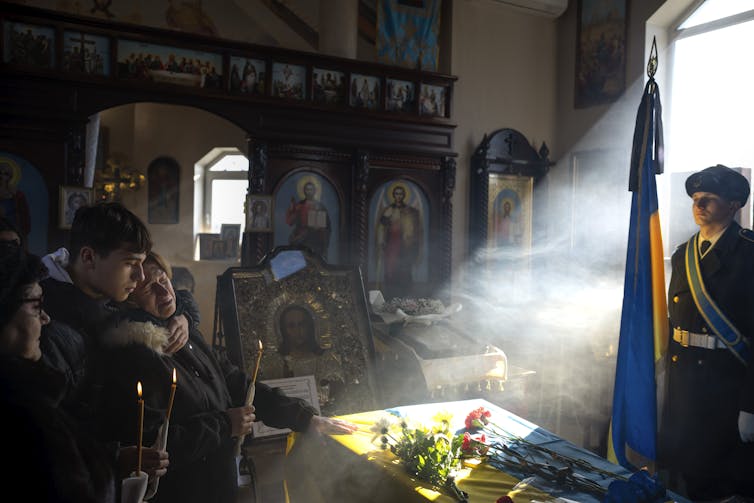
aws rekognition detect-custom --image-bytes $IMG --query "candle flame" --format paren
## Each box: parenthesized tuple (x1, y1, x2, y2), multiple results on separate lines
(137, 381, 143, 398)
(172, 368, 177, 384)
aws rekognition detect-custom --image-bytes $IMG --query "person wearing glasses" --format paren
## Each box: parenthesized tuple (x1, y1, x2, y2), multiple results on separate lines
(0, 243, 118, 502)
(662, 165, 754, 500)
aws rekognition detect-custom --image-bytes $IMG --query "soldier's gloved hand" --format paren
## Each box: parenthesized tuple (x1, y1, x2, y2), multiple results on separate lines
(738, 410, 754, 442)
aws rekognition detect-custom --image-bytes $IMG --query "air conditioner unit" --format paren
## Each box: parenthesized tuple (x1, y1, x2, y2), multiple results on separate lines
(493, 0, 568, 18)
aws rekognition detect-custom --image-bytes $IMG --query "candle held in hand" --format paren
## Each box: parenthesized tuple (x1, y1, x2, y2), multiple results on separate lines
(252, 339, 264, 384)
(137, 381, 144, 474)
(166, 368, 177, 423)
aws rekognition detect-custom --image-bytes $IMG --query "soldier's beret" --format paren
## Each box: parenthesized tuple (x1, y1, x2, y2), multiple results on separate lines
(685, 164, 750, 206)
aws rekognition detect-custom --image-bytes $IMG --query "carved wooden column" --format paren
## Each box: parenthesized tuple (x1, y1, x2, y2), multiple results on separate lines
(64, 121, 87, 186)
(441, 156, 456, 290)
(353, 149, 370, 272)
(241, 137, 269, 267)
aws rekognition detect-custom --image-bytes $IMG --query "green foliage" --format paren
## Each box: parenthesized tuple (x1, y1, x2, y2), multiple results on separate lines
(388, 418, 465, 488)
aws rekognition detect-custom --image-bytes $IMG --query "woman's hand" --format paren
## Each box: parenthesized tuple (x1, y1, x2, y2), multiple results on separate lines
(163, 314, 189, 355)
(118, 446, 169, 479)
(309, 415, 358, 435)
(227, 405, 256, 437)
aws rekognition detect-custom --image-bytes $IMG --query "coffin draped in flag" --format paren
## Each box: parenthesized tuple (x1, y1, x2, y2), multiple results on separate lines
(607, 59, 668, 471)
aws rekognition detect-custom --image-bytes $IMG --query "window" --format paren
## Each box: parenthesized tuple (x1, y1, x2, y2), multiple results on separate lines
(660, 1, 754, 248)
(677, 0, 754, 29)
(194, 148, 248, 246)
(667, 2, 754, 173)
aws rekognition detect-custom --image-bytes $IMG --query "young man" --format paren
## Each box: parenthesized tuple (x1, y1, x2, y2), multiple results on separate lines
(662, 165, 754, 500)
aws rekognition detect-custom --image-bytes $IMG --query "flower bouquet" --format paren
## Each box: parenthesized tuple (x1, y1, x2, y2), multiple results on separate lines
(370, 412, 469, 502)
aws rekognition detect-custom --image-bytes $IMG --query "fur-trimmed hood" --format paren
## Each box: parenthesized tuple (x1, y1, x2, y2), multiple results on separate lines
(102, 320, 169, 353)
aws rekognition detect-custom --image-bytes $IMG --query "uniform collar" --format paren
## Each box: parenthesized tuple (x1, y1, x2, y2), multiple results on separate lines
(698, 221, 741, 277)
(699, 224, 728, 256)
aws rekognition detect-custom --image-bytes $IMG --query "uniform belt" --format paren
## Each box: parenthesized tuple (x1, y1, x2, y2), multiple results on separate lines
(672, 327, 727, 350)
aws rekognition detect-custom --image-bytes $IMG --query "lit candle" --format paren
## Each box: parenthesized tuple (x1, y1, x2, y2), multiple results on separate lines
(136, 381, 144, 474)
(166, 368, 177, 423)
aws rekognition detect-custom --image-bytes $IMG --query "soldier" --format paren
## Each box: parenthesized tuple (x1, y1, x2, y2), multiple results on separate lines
(662, 164, 754, 499)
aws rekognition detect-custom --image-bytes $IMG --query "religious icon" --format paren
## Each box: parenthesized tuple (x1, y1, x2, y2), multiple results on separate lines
(62, 31, 110, 76)
(147, 157, 180, 224)
(386, 78, 415, 112)
(197, 233, 220, 260)
(220, 223, 241, 259)
(276, 303, 343, 410)
(493, 193, 522, 246)
(284, 175, 331, 259)
(419, 83, 446, 117)
(0, 157, 31, 238)
(3, 22, 55, 68)
(312, 68, 346, 105)
(230, 56, 265, 95)
(271, 62, 305, 100)
(370, 179, 428, 298)
(59, 186, 93, 230)
(216, 247, 380, 415)
(350, 74, 380, 110)
(116, 40, 223, 89)
(486, 174, 532, 251)
(279, 304, 322, 360)
(247, 195, 272, 232)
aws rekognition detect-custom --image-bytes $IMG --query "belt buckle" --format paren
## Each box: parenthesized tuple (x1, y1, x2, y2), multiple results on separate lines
(679, 329, 689, 347)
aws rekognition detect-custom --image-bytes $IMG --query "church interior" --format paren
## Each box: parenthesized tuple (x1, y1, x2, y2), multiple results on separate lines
(2, 0, 751, 501)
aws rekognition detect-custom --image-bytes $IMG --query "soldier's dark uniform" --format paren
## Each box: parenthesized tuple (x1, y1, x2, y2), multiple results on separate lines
(661, 166, 754, 499)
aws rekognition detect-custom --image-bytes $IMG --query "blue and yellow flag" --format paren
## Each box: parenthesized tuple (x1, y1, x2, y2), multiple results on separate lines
(607, 67, 668, 472)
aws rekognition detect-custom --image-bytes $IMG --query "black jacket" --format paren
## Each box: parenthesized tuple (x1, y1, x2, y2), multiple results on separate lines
(0, 355, 116, 503)
(93, 303, 316, 503)
(41, 277, 118, 340)
(662, 222, 754, 485)
(39, 278, 117, 429)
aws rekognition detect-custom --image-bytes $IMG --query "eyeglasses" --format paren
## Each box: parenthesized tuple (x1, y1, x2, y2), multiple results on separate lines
(20, 296, 44, 317)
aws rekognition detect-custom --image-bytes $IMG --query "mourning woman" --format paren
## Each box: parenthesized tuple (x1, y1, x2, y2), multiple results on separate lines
(94, 251, 356, 503)
(0, 244, 117, 502)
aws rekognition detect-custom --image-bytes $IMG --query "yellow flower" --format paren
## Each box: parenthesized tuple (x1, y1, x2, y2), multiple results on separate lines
(433, 410, 453, 426)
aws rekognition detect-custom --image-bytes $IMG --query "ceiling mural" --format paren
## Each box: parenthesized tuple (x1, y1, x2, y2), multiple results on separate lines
(6, 0, 279, 45)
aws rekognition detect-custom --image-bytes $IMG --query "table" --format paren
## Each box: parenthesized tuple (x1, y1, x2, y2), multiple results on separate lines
(282, 399, 689, 503)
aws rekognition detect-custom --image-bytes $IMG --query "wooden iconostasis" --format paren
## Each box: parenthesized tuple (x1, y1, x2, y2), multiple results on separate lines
(0, 2, 457, 300)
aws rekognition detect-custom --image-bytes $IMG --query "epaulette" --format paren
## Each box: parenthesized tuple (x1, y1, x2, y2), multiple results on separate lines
(739, 228, 754, 243)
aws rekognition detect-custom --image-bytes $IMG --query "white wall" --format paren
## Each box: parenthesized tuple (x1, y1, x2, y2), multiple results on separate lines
(450, 0, 557, 281)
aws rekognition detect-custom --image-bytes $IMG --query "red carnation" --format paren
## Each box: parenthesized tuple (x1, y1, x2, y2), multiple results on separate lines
(461, 432, 473, 454)
(465, 407, 491, 430)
